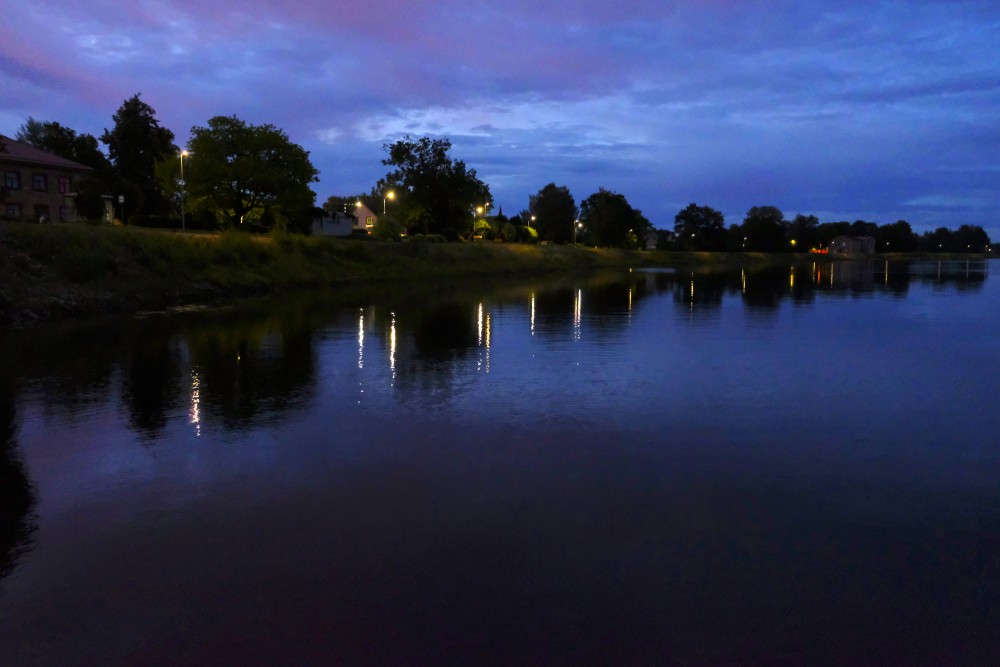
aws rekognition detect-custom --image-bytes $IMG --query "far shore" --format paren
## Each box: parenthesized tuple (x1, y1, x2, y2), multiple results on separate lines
(0, 222, 990, 328)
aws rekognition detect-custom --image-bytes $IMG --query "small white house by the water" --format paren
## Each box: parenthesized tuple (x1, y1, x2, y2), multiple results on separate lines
(311, 211, 360, 237)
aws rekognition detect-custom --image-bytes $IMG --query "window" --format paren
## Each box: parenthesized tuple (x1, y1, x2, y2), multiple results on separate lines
(58, 175, 71, 194)
(366, 216, 374, 227)
(5, 204, 21, 219)
(59, 205, 72, 222)
(3, 171, 20, 190)
(34, 205, 50, 222)
(32, 173, 48, 192)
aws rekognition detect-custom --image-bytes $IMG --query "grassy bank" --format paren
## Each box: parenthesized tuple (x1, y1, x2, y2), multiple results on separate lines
(0, 222, 969, 326)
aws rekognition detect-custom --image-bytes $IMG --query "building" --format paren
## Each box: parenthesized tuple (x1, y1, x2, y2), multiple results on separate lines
(829, 235, 876, 255)
(353, 202, 378, 232)
(311, 211, 362, 237)
(1, 134, 93, 222)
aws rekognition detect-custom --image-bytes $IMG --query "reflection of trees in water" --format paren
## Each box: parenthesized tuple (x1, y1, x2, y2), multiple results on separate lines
(669, 260, 988, 316)
(0, 367, 35, 581)
(122, 322, 183, 439)
(24, 325, 122, 423)
(4, 304, 323, 440)
(391, 301, 478, 410)
(673, 270, 729, 311)
(186, 317, 318, 431)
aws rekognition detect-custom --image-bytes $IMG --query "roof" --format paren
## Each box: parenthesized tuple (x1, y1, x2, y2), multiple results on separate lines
(0, 134, 93, 172)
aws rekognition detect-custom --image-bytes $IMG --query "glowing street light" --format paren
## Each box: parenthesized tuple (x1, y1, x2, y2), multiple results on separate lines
(574, 219, 583, 244)
(383, 190, 395, 215)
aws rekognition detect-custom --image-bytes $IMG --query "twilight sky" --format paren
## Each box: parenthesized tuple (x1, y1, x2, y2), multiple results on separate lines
(3, 0, 999, 237)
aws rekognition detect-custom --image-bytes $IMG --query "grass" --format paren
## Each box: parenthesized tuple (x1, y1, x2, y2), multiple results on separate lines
(4, 222, 975, 326)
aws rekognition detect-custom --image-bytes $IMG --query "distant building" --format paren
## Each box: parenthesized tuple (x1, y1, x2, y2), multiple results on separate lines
(311, 211, 362, 237)
(353, 202, 379, 232)
(0, 134, 93, 222)
(829, 236, 876, 255)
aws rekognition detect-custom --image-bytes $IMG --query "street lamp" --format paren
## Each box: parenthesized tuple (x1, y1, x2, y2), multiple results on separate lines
(573, 219, 582, 244)
(180, 150, 188, 232)
(383, 190, 395, 215)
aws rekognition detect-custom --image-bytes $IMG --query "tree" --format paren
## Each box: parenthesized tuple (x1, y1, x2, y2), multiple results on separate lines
(185, 115, 318, 230)
(876, 220, 918, 252)
(17, 118, 109, 170)
(787, 214, 819, 252)
(17, 117, 112, 220)
(741, 206, 787, 252)
(380, 136, 491, 239)
(529, 183, 577, 243)
(953, 224, 991, 252)
(101, 94, 176, 218)
(674, 203, 726, 251)
(580, 188, 650, 247)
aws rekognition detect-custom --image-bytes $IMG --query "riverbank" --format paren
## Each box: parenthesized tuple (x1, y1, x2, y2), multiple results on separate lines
(0, 222, 982, 327)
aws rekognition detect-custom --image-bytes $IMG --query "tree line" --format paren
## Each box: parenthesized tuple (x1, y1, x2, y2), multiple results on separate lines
(11, 94, 318, 231)
(8, 97, 993, 251)
(671, 203, 992, 253)
(323, 136, 653, 245)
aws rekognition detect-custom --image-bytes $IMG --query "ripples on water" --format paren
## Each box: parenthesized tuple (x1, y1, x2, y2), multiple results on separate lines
(0, 260, 998, 664)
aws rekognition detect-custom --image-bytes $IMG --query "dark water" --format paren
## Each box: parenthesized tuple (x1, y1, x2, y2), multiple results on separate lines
(1, 260, 998, 665)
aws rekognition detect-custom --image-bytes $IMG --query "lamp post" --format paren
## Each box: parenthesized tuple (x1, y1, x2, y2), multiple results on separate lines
(573, 219, 582, 244)
(180, 150, 188, 232)
(383, 190, 395, 216)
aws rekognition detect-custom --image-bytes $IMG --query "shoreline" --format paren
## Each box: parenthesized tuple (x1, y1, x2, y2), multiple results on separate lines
(0, 222, 989, 327)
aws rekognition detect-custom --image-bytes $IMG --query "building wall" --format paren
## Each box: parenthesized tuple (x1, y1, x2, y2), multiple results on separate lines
(1, 137, 92, 222)
(312, 212, 360, 237)
(2, 166, 87, 222)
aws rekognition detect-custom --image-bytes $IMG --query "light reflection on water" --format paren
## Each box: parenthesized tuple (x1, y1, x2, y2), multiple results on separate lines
(0, 260, 998, 664)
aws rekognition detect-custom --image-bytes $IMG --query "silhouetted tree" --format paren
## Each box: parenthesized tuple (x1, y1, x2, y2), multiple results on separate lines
(876, 220, 918, 252)
(101, 94, 176, 218)
(17, 117, 112, 220)
(787, 214, 819, 252)
(186, 115, 318, 230)
(380, 136, 491, 239)
(580, 188, 650, 247)
(674, 203, 726, 251)
(529, 183, 577, 243)
(741, 206, 786, 252)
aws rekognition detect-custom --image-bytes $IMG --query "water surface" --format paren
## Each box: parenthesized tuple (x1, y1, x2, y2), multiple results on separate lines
(1, 260, 998, 664)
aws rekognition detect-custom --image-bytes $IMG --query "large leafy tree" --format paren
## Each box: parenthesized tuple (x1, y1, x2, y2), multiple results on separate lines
(876, 219, 918, 252)
(17, 118, 109, 170)
(674, 203, 726, 251)
(185, 115, 318, 230)
(786, 214, 819, 252)
(580, 188, 650, 248)
(380, 136, 491, 239)
(741, 206, 787, 252)
(101, 94, 176, 218)
(17, 117, 112, 220)
(529, 183, 577, 243)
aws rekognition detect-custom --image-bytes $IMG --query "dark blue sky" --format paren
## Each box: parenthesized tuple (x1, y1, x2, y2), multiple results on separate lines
(3, 0, 998, 237)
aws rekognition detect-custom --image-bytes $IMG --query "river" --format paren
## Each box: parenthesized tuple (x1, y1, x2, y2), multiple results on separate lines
(1, 260, 998, 664)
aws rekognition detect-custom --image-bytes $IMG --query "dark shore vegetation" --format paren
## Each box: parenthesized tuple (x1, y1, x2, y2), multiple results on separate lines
(0, 222, 984, 327)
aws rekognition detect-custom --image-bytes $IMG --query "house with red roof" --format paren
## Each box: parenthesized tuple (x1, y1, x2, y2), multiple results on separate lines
(1, 134, 94, 223)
